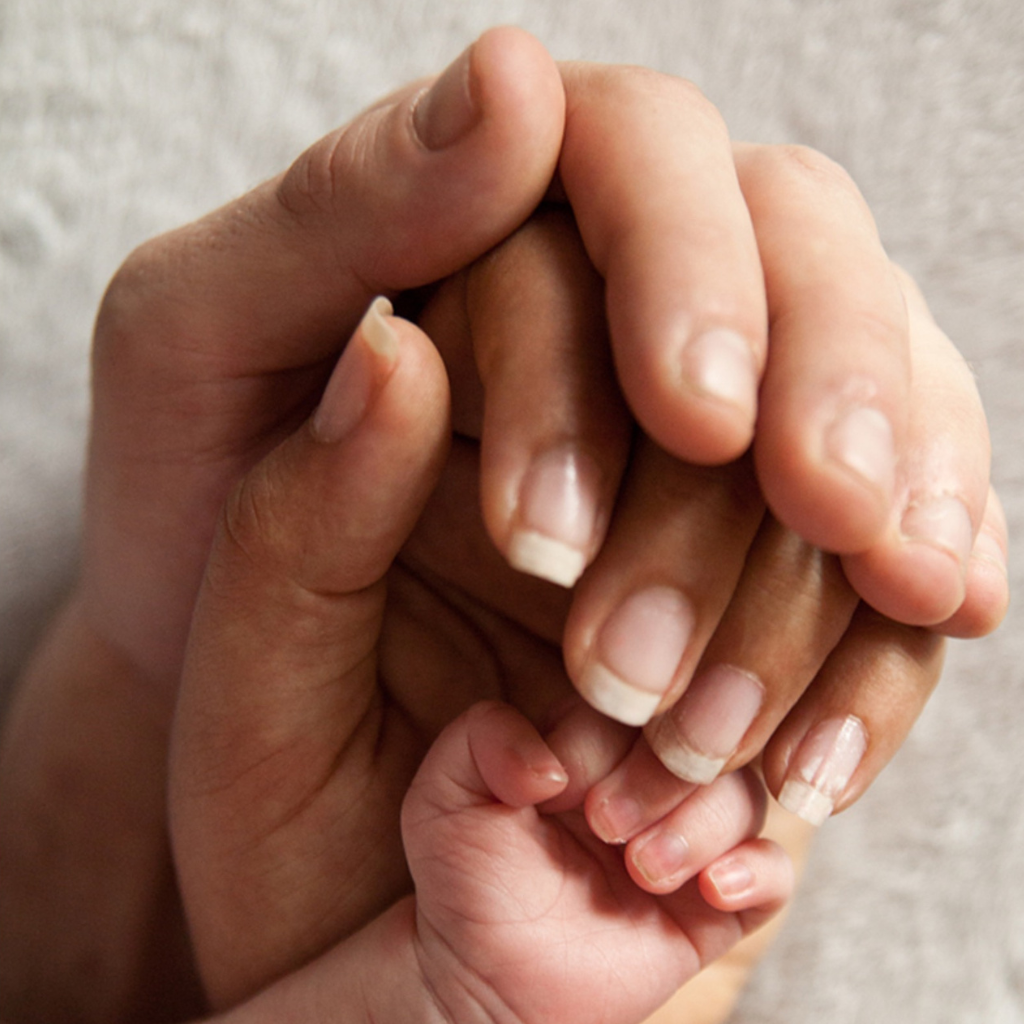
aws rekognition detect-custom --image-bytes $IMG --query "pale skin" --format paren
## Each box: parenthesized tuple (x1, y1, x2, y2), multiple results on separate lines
(0, 25, 1009, 1023)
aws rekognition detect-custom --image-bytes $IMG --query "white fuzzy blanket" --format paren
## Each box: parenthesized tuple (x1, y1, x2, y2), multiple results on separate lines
(2, 0, 1021, 1019)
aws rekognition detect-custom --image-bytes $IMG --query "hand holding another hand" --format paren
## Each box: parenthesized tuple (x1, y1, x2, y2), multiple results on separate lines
(0, 26, 1008, 1024)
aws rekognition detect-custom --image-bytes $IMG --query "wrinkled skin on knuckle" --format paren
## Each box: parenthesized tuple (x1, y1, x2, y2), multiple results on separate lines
(93, 235, 172, 368)
(562, 61, 724, 135)
(217, 457, 297, 586)
(763, 143, 861, 199)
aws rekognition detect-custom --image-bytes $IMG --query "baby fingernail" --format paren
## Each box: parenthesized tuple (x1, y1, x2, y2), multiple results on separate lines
(647, 666, 764, 784)
(508, 447, 602, 588)
(632, 829, 690, 886)
(825, 405, 896, 496)
(707, 857, 755, 899)
(778, 715, 868, 827)
(682, 328, 758, 415)
(579, 586, 693, 727)
(901, 495, 974, 571)
(590, 793, 644, 845)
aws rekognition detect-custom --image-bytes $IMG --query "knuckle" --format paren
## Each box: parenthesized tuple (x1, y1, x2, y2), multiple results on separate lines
(275, 131, 340, 220)
(93, 236, 167, 356)
(569, 63, 726, 136)
(759, 143, 863, 203)
(275, 114, 382, 223)
(841, 302, 910, 361)
(219, 460, 290, 578)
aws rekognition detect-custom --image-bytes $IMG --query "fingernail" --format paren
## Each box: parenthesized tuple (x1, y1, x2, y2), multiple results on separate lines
(311, 297, 397, 443)
(646, 666, 764, 784)
(579, 586, 693, 727)
(825, 405, 896, 496)
(706, 857, 755, 899)
(590, 793, 644, 845)
(508, 447, 602, 588)
(778, 715, 868, 827)
(412, 44, 479, 150)
(972, 527, 1008, 577)
(631, 829, 690, 887)
(901, 495, 974, 572)
(681, 328, 758, 415)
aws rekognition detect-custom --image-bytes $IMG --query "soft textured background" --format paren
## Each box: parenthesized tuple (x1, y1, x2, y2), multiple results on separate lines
(1, 0, 1021, 1019)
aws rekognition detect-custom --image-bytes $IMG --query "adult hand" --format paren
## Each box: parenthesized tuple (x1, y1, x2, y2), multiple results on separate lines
(0, 29, 1007, 1021)
(83, 27, 565, 690)
(549, 66, 1006, 631)
(81, 40, 1005, 709)
(168, 301, 793, 1010)
(1, 27, 566, 1021)
(172, 704, 792, 1024)
(414, 206, 990, 825)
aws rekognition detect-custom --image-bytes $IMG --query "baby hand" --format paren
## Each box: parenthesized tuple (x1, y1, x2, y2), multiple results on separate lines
(401, 701, 793, 1024)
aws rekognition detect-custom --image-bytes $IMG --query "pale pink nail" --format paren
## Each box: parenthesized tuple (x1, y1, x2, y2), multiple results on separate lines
(972, 527, 1008, 576)
(825, 405, 896, 496)
(311, 297, 396, 443)
(508, 446, 602, 588)
(706, 857, 755, 899)
(901, 495, 974, 572)
(681, 328, 758, 415)
(647, 665, 764, 784)
(631, 829, 690, 886)
(589, 793, 644, 846)
(580, 586, 693, 727)
(778, 715, 868, 826)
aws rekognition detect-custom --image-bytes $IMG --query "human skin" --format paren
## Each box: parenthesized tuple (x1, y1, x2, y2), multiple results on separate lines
(195, 700, 794, 1024)
(0, 26, 1008, 1022)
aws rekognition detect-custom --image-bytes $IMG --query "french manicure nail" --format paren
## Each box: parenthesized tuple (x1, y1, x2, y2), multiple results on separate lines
(508, 447, 602, 588)
(311, 297, 397, 443)
(901, 494, 974, 571)
(647, 665, 764, 784)
(825, 405, 896, 496)
(778, 715, 868, 827)
(579, 586, 693, 727)
(412, 44, 479, 150)
(681, 328, 758, 414)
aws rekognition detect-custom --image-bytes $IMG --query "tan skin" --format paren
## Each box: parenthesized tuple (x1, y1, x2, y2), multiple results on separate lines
(0, 27, 1008, 1024)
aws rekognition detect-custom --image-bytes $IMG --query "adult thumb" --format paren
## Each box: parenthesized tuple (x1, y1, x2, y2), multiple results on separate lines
(170, 299, 450, 1006)
(86, 26, 565, 684)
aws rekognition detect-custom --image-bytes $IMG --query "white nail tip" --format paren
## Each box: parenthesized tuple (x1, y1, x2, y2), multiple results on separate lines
(508, 530, 587, 588)
(649, 739, 726, 786)
(779, 780, 835, 827)
(582, 663, 662, 727)
(362, 296, 398, 359)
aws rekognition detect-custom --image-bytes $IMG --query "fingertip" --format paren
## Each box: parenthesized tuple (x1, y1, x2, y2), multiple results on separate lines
(311, 297, 399, 444)
(617, 326, 762, 467)
(699, 840, 795, 914)
(474, 25, 565, 112)
(929, 520, 1010, 638)
(755, 420, 894, 555)
(842, 542, 967, 627)
(468, 702, 570, 808)
(462, 25, 565, 177)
